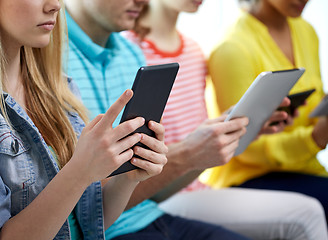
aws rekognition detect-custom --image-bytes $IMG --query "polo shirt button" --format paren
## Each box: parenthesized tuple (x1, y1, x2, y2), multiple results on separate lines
(11, 139, 19, 154)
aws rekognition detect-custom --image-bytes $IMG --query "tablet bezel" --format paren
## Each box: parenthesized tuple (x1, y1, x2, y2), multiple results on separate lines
(225, 68, 305, 156)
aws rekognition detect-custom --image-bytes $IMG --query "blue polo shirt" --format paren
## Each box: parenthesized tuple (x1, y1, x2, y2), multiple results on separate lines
(65, 12, 164, 239)
(65, 11, 145, 124)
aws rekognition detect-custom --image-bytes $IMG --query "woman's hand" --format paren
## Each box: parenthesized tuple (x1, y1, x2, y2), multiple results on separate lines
(125, 120, 168, 182)
(70, 90, 148, 185)
(312, 116, 328, 149)
(259, 97, 293, 135)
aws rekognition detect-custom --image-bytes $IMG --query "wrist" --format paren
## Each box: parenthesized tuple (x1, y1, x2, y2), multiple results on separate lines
(312, 131, 328, 149)
(167, 141, 194, 176)
(104, 174, 139, 192)
(63, 158, 93, 189)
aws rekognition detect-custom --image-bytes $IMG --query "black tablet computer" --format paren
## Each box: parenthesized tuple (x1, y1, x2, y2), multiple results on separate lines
(109, 63, 179, 176)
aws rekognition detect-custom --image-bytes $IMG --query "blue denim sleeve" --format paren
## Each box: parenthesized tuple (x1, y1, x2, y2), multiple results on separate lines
(0, 177, 11, 228)
(67, 77, 82, 100)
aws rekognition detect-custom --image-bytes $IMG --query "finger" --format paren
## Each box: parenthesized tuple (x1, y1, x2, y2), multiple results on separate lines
(224, 126, 247, 144)
(111, 149, 134, 170)
(115, 132, 142, 154)
(268, 111, 288, 123)
(113, 117, 145, 141)
(222, 117, 249, 133)
(131, 157, 165, 176)
(148, 121, 165, 141)
(259, 125, 278, 135)
(133, 145, 167, 165)
(83, 114, 104, 132)
(285, 115, 294, 125)
(279, 97, 291, 107)
(205, 115, 228, 124)
(293, 109, 300, 118)
(139, 134, 168, 154)
(96, 90, 133, 129)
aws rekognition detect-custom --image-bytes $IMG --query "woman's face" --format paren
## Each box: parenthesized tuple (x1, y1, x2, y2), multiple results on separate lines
(266, 0, 308, 18)
(0, 0, 61, 49)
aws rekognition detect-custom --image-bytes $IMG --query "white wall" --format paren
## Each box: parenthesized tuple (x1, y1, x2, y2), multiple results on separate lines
(177, 0, 328, 168)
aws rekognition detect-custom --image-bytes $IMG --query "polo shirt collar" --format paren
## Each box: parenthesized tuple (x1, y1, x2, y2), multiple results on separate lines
(66, 11, 119, 61)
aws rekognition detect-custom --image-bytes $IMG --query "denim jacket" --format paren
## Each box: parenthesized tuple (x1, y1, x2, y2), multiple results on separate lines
(0, 79, 105, 239)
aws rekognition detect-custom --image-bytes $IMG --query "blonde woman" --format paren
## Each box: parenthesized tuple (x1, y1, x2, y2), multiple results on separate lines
(0, 0, 167, 239)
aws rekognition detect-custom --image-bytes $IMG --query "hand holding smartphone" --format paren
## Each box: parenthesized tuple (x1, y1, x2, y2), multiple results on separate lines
(270, 88, 315, 126)
(280, 89, 316, 115)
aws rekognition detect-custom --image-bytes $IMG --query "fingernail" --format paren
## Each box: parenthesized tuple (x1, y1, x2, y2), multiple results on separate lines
(126, 89, 132, 96)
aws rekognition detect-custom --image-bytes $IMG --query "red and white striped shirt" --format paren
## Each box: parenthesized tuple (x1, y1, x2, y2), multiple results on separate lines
(124, 31, 208, 145)
(124, 31, 209, 192)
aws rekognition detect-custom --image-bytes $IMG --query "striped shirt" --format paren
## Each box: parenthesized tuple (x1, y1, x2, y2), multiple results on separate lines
(124, 31, 208, 145)
(124, 31, 209, 192)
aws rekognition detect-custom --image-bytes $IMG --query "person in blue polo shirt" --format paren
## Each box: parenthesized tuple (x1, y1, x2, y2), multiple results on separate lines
(63, 0, 328, 239)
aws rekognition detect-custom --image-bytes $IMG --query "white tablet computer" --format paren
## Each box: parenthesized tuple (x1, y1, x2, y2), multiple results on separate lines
(225, 68, 305, 156)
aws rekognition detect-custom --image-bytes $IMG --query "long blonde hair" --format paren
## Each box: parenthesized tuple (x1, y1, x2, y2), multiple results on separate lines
(0, 4, 88, 167)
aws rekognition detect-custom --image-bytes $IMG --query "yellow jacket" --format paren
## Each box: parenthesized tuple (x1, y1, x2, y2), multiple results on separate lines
(201, 11, 328, 188)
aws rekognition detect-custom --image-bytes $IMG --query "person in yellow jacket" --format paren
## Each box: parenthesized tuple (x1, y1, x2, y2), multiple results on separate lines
(202, 0, 328, 223)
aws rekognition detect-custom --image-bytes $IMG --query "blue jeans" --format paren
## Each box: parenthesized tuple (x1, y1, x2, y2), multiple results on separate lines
(112, 214, 250, 240)
(237, 171, 328, 224)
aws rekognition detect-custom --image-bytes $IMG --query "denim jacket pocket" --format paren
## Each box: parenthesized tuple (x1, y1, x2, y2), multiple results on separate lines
(0, 124, 34, 194)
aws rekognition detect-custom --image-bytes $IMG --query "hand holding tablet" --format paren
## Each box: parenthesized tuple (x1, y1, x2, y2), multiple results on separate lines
(225, 68, 305, 156)
(110, 63, 179, 176)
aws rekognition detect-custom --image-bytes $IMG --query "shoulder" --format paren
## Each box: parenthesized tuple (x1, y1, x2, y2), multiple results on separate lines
(120, 30, 140, 46)
(113, 32, 143, 54)
(290, 17, 319, 40)
(112, 32, 146, 64)
(63, 75, 82, 100)
(209, 13, 265, 63)
(181, 34, 203, 52)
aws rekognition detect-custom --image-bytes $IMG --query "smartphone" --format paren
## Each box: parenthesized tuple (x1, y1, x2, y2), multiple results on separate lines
(281, 88, 316, 115)
(109, 63, 179, 176)
(270, 88, 316, 126)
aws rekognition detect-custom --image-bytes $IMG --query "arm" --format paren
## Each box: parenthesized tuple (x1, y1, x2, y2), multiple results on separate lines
(102, 120, 168, 228)
(208, 40, 324, 168)
(0, 162, 91, 240)
(126, 116, 249, 207)
(0, 90, 166, 239)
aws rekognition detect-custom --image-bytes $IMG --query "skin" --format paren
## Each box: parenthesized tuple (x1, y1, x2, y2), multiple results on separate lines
(249, 0, 328, 149)
(65, 0, 150, 47)
(0, 0, 167, 239)
(65, 0, 291, 208)
(125, 0, 292, 205)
